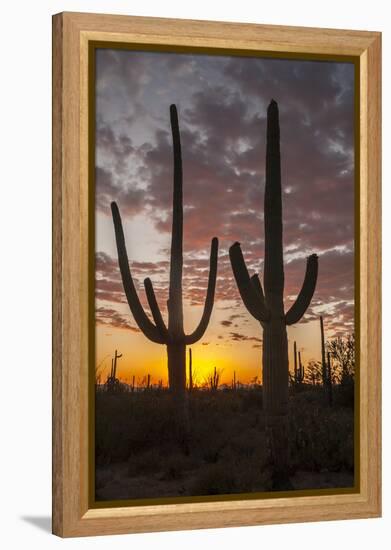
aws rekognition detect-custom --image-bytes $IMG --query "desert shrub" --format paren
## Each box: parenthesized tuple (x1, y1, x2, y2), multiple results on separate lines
(233, 457, 272, 492)
(238, 388, 263, 413)
(96, 385, 355, 499)
(333, 382, 355, 408)
(291, 386, 325, 405)
(224, 427, 266, 460)
(188, 392, 244, 463)
(95, 468, 114, 491)
(160, 453, 198, 481)
(289, 396, 354, 473)
(190, 463, 237, 495)
(127, 447, 162, 477)
(96, 392, 181, 464)
(190, 456, 271, 496)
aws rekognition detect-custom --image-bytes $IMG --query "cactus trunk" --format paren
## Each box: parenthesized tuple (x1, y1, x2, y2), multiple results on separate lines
(298, 352, 304, 383)
(320, 316, 327, 386)
(188, 347, 193, 392)
(293, 341, 298, 382)
(263, 322, 289, 483)
(167, 343, 186, 393)
(168, 105, 184, 341)
(264, 102, 284, 294)
(320, 315, 332, 405)
(327, 351, 333, 406)
(166, 106, 186, 405)
(262, 323, 289, 414)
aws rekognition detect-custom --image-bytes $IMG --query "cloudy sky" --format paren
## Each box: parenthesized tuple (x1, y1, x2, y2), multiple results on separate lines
(94, 47, 355, 386)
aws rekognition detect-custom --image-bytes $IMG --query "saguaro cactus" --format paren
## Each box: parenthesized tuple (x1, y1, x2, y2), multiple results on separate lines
(188, 348, 193, 392)
(208, 367, 219, 392)
(112, 349, 122, 379)
(297, 351, 305, 384)
(232, 370, 237, 391)
(326, 351, 333, 405)
(293, 342, 304, 385)
(111, 105, 218, 430)
(229, 100, 318, 488)
(106, 349, 122, 392)
(320, 315, 333, 405)
(320, 316, 327, 386)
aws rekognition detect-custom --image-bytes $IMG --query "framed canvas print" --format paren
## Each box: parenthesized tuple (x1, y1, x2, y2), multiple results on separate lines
(52, 12, 381, 537)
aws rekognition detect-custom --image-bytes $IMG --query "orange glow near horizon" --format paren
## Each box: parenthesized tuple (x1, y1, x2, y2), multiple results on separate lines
(95, 315, 334, 387)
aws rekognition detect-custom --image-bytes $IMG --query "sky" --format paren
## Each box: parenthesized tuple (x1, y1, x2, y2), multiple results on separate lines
(94, 47, 355, 387)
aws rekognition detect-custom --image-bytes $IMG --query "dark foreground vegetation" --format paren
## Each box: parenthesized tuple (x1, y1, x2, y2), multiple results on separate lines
(95, 383, 354, 501)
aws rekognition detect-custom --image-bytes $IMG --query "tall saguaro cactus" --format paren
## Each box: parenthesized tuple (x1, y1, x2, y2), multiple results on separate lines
(111, 104, 218, 424)
(229, 100, 318, 488)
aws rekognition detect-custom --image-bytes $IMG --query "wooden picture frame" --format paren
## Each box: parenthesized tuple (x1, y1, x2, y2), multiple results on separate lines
(52, 11, 381, 537)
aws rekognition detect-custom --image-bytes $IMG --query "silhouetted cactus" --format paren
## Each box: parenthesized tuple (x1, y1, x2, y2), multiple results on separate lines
(298, 352, 305, 383)
(293, 342, 305, 385)
(320, 316, 327, 385)
(106, 349, 122, 393)
(188, 348, 193, 392)
(320, 316, 333, 405)
(114, 350, 122, 378)
(326, 351, 333, 406)
(229, 100, 318, 488)
(208, 366, 220, 392)
(111, 105, 218, 438)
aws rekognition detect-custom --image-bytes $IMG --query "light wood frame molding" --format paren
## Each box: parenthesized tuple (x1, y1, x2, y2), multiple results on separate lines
(52, 11, 381, 537)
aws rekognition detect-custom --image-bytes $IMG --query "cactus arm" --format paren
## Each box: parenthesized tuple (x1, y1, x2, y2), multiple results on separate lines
(229, 242, 270, 323)
(250, 273, 268, 328)
(111, 201, 166, 344)
(144, 278, 170, 341)
(285, 254, 319, 325)
(185, 237, 219, 345)
(250, 273, 267, 307)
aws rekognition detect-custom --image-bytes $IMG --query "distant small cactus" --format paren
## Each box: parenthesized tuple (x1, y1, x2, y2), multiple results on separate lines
(208, 367, 220, 392)
(293, 342, 305, 385)
(320, 316, 333, 405)
(106, 350, 122, 393)
(232, 370, 237, 391)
